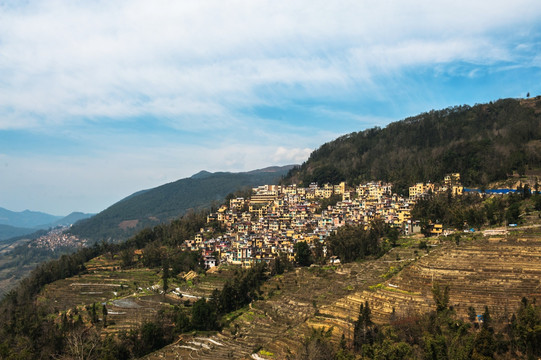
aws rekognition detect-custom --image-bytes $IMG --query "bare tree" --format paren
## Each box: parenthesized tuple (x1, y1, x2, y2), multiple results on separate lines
(63, 327, 100, 360)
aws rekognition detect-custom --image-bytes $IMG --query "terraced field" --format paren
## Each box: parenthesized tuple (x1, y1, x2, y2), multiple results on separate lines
(29, 224, 541, 359)
(37, 254, 245, 335)
(145, 227, 541, 359)
(313, 228, 541, 340)
(144, 246, 418, 360)
(37, 255, 170, 333)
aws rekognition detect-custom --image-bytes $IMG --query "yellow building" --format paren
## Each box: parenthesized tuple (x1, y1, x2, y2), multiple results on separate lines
(430, 223, 443, 235)
(409, 183, 435, 198)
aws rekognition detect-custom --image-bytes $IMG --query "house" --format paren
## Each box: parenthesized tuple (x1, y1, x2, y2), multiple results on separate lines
(430, 223, 443, 236)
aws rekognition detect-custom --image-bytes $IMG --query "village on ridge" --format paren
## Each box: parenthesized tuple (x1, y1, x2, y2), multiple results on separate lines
(182, 174, 465, 268)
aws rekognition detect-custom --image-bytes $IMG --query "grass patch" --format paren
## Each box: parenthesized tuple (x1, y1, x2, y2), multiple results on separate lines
(368, 282, 419, 295)
(380, 266, 400, 280)
(242, 311, 256, 322)
(368, 283, 384, 291)
(259, 349, 275, 357)
(222, 306, 249, 323)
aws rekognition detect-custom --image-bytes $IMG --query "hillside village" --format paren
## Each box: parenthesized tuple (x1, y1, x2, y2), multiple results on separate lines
(182, 174, 465, 267)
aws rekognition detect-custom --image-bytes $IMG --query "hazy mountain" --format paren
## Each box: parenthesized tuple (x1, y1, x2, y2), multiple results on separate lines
(0, 209, 94, 242)
(69, 165, 295, 242)
(49, 212, 95, 227)
(0, 207, 62, 229)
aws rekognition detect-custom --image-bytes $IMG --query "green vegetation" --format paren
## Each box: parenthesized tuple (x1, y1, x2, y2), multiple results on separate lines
(412, 191, 535, 232)
(294, 241, 313, 267)
(285, 97, 541, 194)
(325, 220, 390, 262)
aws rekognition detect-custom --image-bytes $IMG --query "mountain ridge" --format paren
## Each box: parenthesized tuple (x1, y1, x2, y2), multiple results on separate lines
(284, 96, 541, 193)
(0, 208, 94, 240)
(0, 207, 62, 229)
(68, 165, 295, 242)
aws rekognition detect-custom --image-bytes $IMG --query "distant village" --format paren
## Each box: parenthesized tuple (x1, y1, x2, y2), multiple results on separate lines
(181, 173, 465, 268)
(32, 226, 88, 250)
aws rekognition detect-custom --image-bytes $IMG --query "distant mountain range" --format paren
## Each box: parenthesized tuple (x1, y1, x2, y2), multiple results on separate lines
(68, 165, 295, 243)
(0, 208, 93, 241)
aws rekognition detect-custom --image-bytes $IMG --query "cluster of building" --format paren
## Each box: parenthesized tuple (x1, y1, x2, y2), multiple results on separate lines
(180, 174, 464, 267)
(32, 227, 87, 250)
(408, 173, 463, 199)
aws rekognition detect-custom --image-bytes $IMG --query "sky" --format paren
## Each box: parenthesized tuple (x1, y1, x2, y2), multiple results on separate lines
(0, 1, 540, 215)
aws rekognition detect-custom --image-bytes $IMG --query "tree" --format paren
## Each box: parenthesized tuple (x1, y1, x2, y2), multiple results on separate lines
(191, 298, 218, 331)
(120, 248, 134, 268)
(386, 227, 399, 247)
(300, 327, 336, 360)
(102, 304, 108, 328)
(472, 306, 495, 359)
(294, 241, 313, 267)
(174, 310, 192, 334)
(313, 240, 326, 265)
(162, 257, 169, 296)
(65, 327, 100, 360)
(523, 184, 531, 199)
(354, 301, 375, 352)
(89, 303, 98, 324)
(137, 321, 165, 356)
(468, 306, 477, 323)
(514, 297, 541, 357)
(432, 282, 450, 312)
(326, 223, 382, 263)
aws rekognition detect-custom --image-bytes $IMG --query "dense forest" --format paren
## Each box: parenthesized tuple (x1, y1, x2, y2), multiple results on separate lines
(284, 97, 541, 194)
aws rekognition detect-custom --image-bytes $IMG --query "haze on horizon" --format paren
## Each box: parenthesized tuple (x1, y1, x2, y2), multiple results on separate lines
(0, 0, 540, 215)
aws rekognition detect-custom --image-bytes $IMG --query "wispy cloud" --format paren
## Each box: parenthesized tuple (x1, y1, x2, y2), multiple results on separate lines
(0, 0, 540, 213)
(0, 0, 539, 129)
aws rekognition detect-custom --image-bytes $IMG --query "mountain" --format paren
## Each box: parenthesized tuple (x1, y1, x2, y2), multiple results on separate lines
(0, 224, 36, 241)
(0, 207, 62, 229)
(49, 212, 95, 228)
(0, 209, 94, 241)
(69, 165, 295, 242)
(284, 96, 541, 194)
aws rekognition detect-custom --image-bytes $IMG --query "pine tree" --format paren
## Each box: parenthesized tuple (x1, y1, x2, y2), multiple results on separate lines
(354, 301, 374, 352)
(162, 257, 169, 296)
(102, 304, 108, 328)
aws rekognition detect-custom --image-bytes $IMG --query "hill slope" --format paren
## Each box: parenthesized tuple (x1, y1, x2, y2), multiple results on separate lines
(69, 165, 294, 242)
(0, 224, 35, 241)
(285, 97, 541, 193)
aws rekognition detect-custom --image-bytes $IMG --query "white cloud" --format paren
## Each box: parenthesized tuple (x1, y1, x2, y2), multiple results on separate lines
(0, 0, 539, 130)
(272, 146, 312, 164)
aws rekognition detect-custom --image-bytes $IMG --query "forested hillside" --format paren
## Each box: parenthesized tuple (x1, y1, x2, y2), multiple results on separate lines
(285, 97, 541, 194)
(69, 166, 293, 242)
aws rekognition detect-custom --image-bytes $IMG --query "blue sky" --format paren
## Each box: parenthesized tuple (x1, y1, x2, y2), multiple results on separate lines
(0, 0, 540, 215)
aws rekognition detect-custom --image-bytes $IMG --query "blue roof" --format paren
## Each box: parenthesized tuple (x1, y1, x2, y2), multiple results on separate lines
(464, 188, 520, 194)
